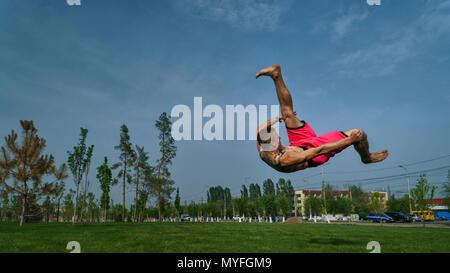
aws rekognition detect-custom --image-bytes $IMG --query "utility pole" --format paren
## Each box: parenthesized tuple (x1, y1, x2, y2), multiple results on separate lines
(201, 196, 203, 218)
(349, 185, 352, 202)
(303, 179, 309, 217)
(321, 167, 327, 215)
(224, 192, 227, 220)
(294, 192, 297, 217)
(398, 165, 413, 213)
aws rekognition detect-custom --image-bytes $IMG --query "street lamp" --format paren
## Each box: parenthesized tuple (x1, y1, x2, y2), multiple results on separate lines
(398, 165, 412, 213)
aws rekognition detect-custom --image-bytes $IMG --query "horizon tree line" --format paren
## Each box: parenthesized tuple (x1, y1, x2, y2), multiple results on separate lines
(179, 176, 444, 220)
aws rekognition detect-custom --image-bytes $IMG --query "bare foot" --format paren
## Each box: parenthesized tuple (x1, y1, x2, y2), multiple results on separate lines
(362, 150, 389, 164)
(256, 64, 281, 79)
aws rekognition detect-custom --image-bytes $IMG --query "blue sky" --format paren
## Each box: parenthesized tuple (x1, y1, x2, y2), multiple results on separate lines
(1, 0, 449, 206)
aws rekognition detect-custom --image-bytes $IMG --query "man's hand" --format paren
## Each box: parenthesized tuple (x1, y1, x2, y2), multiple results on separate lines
(349, 129, 364, 143)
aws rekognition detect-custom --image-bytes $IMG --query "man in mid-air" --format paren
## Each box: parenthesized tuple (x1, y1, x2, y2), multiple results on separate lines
(256, 64, 388, 173)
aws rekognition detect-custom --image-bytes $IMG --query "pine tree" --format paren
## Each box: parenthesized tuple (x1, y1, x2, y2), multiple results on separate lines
(132, 145, 151, 222)
(153, 112, 177, 222)
(1, 121, 54, 226)
(0, 147, 15, 222)
(112, 124, 136, 222)
(174, 187, 181, 217)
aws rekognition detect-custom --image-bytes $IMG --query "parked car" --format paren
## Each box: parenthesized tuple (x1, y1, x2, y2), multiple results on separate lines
(409, 214, 420, 222)
(180, 214, 190, 222)
(434, 211, 450, 221)
(385, 212, 412, 223)
(233, 216, 247, 222)
(365, 213, 394, 223)
(275, 216, 283, 222)
(309, 216, 322, 222)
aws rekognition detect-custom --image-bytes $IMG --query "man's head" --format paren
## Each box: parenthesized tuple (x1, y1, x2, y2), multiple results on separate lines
(257, 127, 281, 152)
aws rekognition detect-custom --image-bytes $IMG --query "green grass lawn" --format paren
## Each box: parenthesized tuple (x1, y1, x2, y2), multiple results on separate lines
(0, 222, 449, 253)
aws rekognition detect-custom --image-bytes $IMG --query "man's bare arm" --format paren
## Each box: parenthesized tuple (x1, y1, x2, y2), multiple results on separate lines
(280, 132, 361, 167)
(256, 115, 283, 150)
(256, 115, 283, 134)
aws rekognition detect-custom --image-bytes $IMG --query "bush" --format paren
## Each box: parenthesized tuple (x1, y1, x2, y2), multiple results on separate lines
(358, 212, 368, 219)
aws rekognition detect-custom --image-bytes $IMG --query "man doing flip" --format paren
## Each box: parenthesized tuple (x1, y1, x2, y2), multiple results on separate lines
(256, 64, 389, 173)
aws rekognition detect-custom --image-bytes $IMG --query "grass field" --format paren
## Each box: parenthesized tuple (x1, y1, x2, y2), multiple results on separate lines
(0, 222, 449, 253)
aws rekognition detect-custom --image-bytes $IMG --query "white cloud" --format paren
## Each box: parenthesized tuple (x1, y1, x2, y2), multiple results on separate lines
(304, 87, 327, 98)
(334, 1, 450, 77)
(173, 0, 293, 31)
(336, 29, 415, 77)
(332, 8, 368, 39)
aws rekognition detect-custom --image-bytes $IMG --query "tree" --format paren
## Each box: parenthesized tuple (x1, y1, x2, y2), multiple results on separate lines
(249, 183, 261, 200)
(132, 145, 151, 222)
(174, 187, 181, 217)
(41, 163, 68, 223)
(112, 124, 136, 222)
(224, 187, 232, 218)
(276, 178, 295, 216)
(67, 127, 94, 224)
(263, 179, 275, 196)
(188, 201, 199, 218)
(86, 192, 97, 222)
(0, 151, 14, 221)
(136, 189, 149, 221)
(386, 194, 410, 214)
(153, 112, 177, 222)
(79, 143, 94, 223)
(367, 192, 384, 218)
(0, 189, 9, 221)
(240, 185, 249, 216)
(207, 186, 225, 203)
(232, 197, 246, 217)
(54, 180, 66, 223)
(241, 185, 249, 200)
(304, 194, 322, 217)
(53, 164, 68, 223)
(411, 174, 436, 226)
(97, 157, 112, 222)
(1, 121, 54, 226)
(349, 185, 369, 218)
(63, 189, 75, 221)
(42, 182, 57, 223)
(275, 194, 290, 216)
(261, 194, 276, 218)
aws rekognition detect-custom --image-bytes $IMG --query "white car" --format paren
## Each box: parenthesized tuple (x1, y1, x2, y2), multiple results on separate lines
(180, 214, 190, 222)
(309, 216, 322, 222)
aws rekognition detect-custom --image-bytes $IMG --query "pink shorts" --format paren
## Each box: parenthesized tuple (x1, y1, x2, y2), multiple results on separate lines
(286, 121, 350, 167)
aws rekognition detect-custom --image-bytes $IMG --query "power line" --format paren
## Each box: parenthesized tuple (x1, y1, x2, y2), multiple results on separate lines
(321, 154, 450, 175)
(328, 165, 450, 184)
